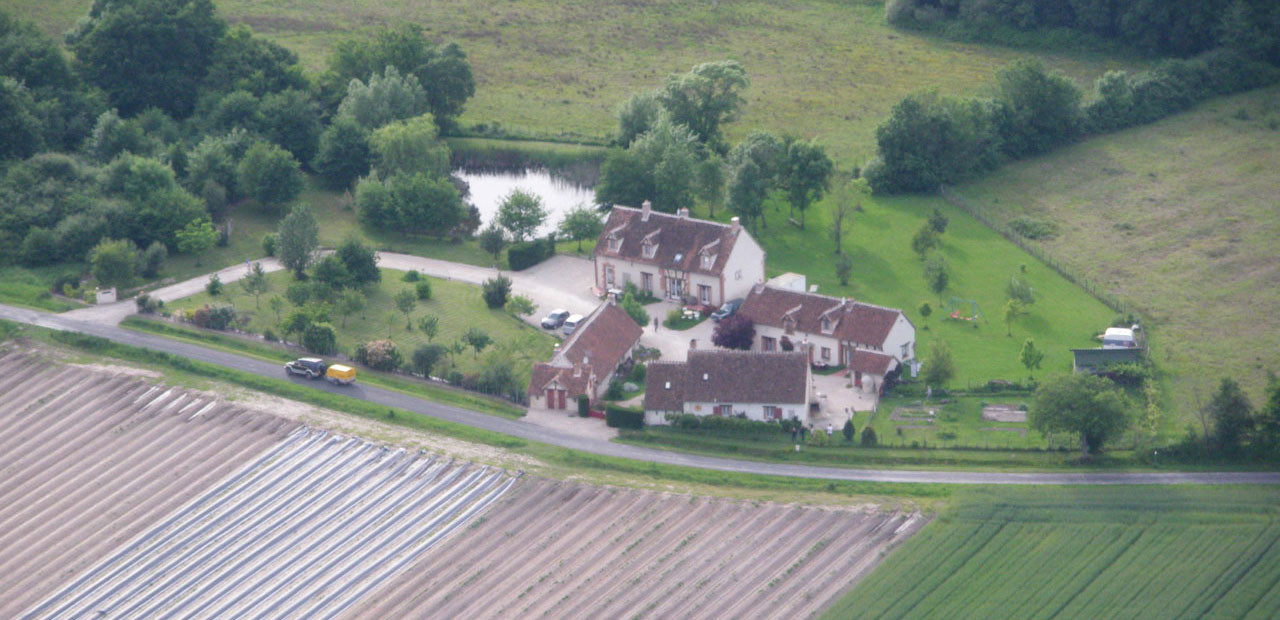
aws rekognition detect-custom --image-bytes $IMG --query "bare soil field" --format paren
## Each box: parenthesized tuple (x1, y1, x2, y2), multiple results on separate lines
(0, 350, 296, 618)
(343, 480, 925, 620)
(1, 350, 924, 619)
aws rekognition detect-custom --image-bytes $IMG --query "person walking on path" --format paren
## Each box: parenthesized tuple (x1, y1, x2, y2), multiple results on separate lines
(827, 424, 833, 437)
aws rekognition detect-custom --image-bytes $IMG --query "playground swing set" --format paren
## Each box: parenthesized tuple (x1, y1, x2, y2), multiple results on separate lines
(944, 297, 983, 323)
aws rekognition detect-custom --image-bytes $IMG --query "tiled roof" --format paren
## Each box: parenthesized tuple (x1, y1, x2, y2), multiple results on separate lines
(847, 350, 896, 376)
(737, 285, 904, 348)
(593, 205, 745, 276)
(528, 301, 643, 396)
(643, 350, 809, 411)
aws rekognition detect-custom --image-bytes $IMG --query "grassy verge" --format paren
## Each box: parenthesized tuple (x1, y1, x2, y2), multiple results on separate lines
(819, 485, 1280, 620)
(120, 316, 527, 419)
(2, 318, 954, 503)
(949, 86, 1280, 429)
(0, 265, 87, 312)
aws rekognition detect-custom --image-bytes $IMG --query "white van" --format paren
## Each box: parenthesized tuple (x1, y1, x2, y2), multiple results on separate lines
(561, 314, 585, 335)
(1102, 327, 1136, 348)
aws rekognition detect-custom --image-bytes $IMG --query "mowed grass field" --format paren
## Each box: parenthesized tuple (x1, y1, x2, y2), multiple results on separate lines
(167, 267, 557, 384)
(820, 485, 1280, 620)
(694, 191, 1115, 389)
(3, 0, 1144, 163)
(950, 86, 1280, 427)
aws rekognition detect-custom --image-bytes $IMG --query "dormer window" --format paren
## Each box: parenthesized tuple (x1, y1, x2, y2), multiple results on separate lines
(700, 253, 715, 270)
(642, 240, 656, 259)
(821, 318, 831, 332)
(608, 236, 621, 252)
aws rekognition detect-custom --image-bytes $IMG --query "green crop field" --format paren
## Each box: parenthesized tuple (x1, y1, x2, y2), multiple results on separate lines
(821, 485, 1280, 620)
(2, 0, 1144, 163)
(948, 86, 1280, 428)
(166, 267, 557, 384)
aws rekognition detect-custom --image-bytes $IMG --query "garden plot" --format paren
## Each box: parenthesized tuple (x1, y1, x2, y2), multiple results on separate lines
(981, 404, 1026, 423)
(342, 481, 925, 620)
(0, 351, 296, 618)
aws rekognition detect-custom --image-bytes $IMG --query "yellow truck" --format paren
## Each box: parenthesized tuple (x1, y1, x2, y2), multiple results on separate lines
(325, 364, 356, 386)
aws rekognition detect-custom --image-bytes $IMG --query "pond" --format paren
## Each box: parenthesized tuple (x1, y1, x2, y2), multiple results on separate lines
(455, 168, 598, 237)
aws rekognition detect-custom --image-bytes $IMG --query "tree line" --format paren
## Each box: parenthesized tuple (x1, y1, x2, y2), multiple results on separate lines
(886, 0, 1280, 62)
(595, 61, 835, 235)
(1, 1, 477, 286)
(866, 51, 1280, 194)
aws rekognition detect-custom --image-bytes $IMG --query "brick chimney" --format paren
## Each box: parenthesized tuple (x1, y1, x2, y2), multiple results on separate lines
(641, 200, 652, 221)
(730, 216, 741, 230)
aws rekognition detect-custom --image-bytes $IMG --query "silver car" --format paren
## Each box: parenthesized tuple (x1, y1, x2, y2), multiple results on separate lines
(541, 309, 570, 329)
(561, 314, 585, 335)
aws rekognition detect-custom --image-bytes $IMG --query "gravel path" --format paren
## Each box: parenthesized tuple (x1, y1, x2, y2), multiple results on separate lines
(341, 482, 924, 620)
(0, 351, 296, 619)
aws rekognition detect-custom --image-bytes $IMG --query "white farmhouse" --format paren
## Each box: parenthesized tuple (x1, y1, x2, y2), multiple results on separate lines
(642, 350, 812, 426)
(593, 201, 765, 307)
(736, 285, 916, 393)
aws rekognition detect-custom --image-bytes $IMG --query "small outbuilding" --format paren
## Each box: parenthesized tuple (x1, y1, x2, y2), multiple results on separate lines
(528, 300, 643, 410)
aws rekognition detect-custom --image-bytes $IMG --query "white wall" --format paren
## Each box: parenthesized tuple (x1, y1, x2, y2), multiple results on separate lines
(722, 233, 766, 302)
(883, 314, 916, 363)
(644, 401, 807, 425)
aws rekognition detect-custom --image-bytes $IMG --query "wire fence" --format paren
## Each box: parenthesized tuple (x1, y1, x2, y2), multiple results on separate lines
(939, 186, 1141, 322)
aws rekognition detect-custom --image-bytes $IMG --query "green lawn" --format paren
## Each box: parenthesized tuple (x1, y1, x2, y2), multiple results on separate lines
(3, 0, 1145, 164)
(0, 265, 87, 312)
(694, 189, 1115, 389)
(820, 485, 1280, 620)
(948, 86, 1280, 428)
(165, 267, 557, 385)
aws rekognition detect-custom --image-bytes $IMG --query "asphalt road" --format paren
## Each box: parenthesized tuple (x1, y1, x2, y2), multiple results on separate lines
(3, 303, 1277, 486)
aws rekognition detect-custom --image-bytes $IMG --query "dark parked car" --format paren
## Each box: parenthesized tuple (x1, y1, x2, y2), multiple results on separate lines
(711, 298, 743, 322)
(284, 357, 328, 379)
(541, 309, 571, 329)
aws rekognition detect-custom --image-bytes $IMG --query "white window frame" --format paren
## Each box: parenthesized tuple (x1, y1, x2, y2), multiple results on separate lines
(822, 347, 831, 360)
(698, 284, 711, 304)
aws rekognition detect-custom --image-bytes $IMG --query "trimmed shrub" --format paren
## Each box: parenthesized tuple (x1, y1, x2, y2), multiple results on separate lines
(843, 418, 856, 441)
(577, 394, 590, 418)
(261, 233, 278, 257)
(415, 280, 432, 300)
(861, 425, 879, 447)
(192, 304, 236, 330)
(506, 237, 554, 271)
(481, 275, 511, 309)
(302, 322, 337, 355)
(355, 339, 402, 371)
(135, 294, 164, 314)
(263, 328, 278, 342)
(605, 404, 644, 429)
(401, 269, 420, 282)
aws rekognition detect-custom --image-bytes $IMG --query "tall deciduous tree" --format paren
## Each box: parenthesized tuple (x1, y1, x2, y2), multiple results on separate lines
(557, 204, 603, 252)
(238, 141, 302, 209)
(336, 288, 365, 327)
(68, 0, 226, 118)
(657, 60, 749, 154)
(176, 216, 217, 265)
(478, 223, 507, 261)
(615, 91, 661, 147)
(727, 159, 768, 234)
(335, 235, 381, 287)
(994, 60, 1083, 158)
(277, 202, 318, 277)
(922, 339, 955, 387)
(325, 24, 474, 127)
(89, 238, 139, 287)
(394, 287, 417, 328)
(1020, 338, 1044, 380)
(369, 113, 450, 179)
(0, 78, 43, 160)
(1031, 373, 1131, 458)
(496, 189, 547, 242)
(1208, 377, 1254, 454)
(780, 139, 833, 228)
(337, 65, 429, 130)
(257, 88, 321, 166)
(313, 116, 371, 190)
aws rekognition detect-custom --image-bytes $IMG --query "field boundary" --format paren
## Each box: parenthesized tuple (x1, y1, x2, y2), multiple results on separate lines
(939, 186, 1139, 321)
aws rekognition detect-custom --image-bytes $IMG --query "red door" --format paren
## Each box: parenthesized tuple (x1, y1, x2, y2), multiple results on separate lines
(557, 389, 567, 409)
(854, 371, 863, 388)
(546, 388, 557, 408)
